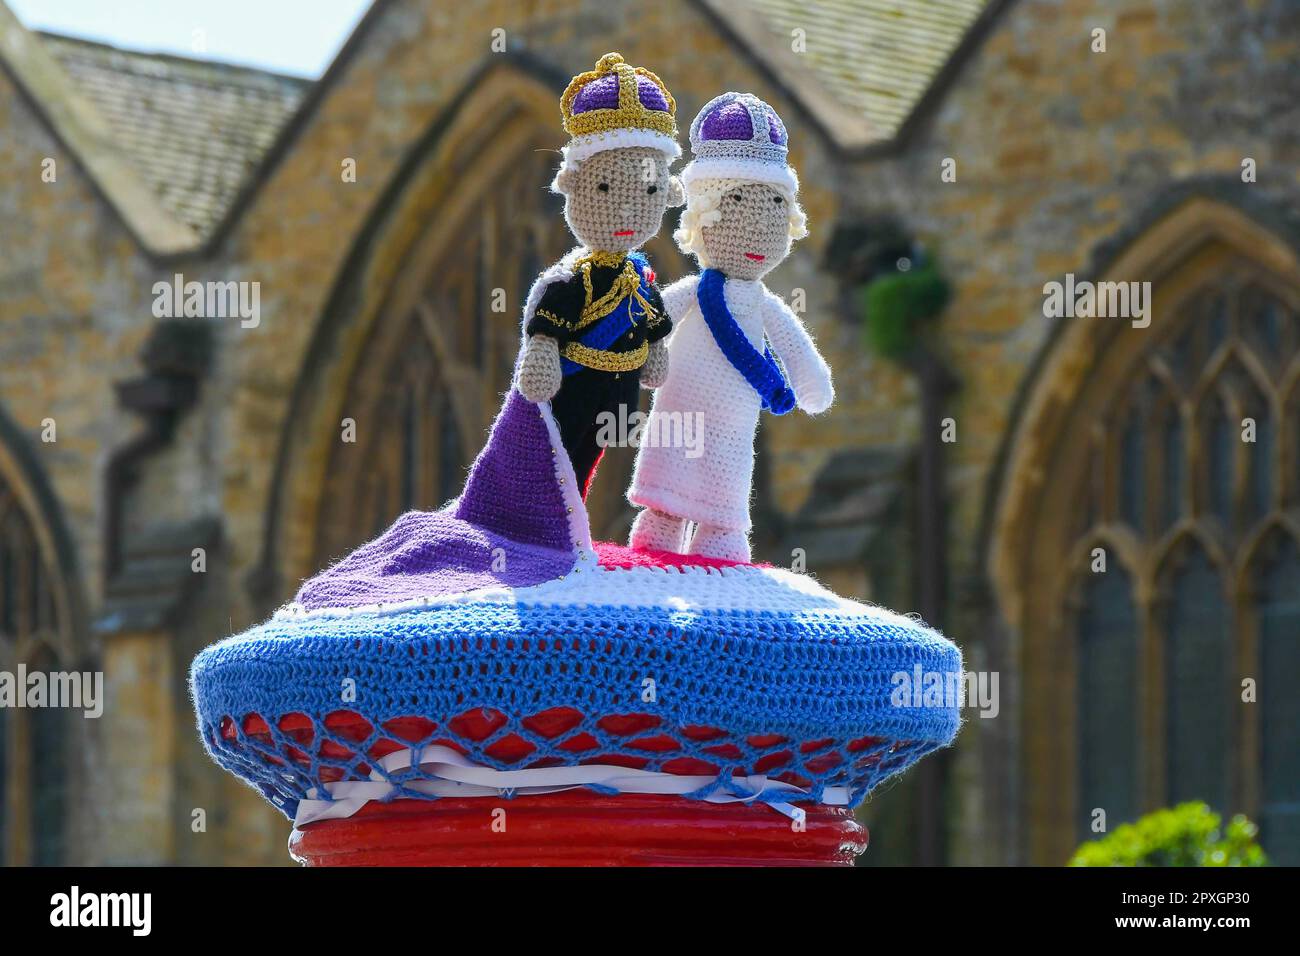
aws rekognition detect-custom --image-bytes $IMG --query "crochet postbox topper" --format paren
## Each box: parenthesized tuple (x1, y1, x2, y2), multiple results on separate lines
(189, 67, 963, 868)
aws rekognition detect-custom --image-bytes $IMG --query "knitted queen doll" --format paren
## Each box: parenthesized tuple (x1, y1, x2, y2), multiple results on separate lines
(515, 52, 684, 498)
(627, 93, 833, 562)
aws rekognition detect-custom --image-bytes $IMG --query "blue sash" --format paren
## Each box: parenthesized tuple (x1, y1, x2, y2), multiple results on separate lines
(560, 253, 652, 376)
(697, 268, 795, 414)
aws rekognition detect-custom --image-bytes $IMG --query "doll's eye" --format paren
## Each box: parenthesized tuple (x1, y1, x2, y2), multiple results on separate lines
(729, 191, 743, 202)
(598, 183, 609, 192)
(773, 195, 784, 204)
(647, 185, 658, 194)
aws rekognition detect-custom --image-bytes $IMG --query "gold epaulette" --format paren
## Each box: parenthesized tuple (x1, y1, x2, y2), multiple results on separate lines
(571, 253, 659, 331)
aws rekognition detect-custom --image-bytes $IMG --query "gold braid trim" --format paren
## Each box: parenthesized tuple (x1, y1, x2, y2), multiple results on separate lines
(553, 253, 658, 371)
(562, 340, 648, 372)
(534, 307, 575, 330)
(571, 254, 659, 331)
(575, 250, 625, 269)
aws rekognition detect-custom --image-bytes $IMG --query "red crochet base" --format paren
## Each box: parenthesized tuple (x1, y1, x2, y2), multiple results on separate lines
(289, 791, 867, 866)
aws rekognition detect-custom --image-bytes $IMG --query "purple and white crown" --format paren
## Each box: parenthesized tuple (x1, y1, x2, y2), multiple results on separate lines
(682, 92, 798, 194)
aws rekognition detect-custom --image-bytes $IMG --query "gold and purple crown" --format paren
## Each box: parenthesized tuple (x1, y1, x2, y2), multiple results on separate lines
(560, 52, 680, 163)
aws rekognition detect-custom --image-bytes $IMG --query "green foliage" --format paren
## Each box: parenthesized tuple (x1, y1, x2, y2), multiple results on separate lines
(860, 262, 950, 361)
(1069, 802, 1269, 867)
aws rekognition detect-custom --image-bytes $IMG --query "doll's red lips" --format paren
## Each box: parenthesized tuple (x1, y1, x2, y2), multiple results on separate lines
(614, 230, 635, 236)
(745, 253, 765, 261)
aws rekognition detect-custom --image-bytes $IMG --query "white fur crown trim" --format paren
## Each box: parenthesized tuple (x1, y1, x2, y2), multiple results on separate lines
(681, 157, 799, 195)
(563, 128, 682, 164)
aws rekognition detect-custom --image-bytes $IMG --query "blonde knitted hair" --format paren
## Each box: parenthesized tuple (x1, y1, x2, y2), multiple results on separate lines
(674, 177, 807, 260)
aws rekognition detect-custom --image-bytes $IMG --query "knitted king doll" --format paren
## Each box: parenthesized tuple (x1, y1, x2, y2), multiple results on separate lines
(515, 53, 685, 498)
(627, 93, 833, 562)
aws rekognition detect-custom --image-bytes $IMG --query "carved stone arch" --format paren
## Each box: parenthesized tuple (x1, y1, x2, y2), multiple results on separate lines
(1052, 525, 1143, 632)
(1150, 523, 1232, 587)
(985, 196, 1300, 864)
(1234, 513, 1300, 592)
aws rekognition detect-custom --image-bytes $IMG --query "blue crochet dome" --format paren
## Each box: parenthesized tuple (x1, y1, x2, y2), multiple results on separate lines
(192, 392, 962, 826)
(192, 551, 962, 822)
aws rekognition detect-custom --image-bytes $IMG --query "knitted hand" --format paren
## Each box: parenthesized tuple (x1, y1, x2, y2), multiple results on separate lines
(516, 334, 563, 403)
(788, 343, 834, 414)
(640, 339, 670, 389)
(796, 376, 834, 415)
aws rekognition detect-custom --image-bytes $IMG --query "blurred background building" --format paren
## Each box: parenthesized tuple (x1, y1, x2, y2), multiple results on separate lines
(0, 0, 1297, 866)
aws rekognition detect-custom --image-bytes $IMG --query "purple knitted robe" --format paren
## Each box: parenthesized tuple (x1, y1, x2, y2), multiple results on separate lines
(294, 391, 583, 610)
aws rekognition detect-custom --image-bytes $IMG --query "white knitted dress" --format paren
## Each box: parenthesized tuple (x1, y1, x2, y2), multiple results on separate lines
(628, 275, 833, 532)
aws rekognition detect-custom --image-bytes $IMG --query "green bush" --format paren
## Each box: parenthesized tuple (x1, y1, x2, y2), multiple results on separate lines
(1069, 802, 1268, 867)
(860, 263, 950, 361)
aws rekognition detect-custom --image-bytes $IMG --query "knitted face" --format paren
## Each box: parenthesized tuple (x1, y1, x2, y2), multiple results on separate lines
(554, 147, 676, 253)
(699, 183, 792, 280)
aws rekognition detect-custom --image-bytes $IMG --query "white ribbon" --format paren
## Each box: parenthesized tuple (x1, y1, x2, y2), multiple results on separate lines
(291, 744, 850, 827)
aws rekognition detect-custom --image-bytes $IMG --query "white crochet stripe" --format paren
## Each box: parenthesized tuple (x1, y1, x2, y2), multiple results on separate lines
(291, 743, 850, 827)
(681, 157, 799, 195)
(563, 127, 682, 164)
(273, 559, 904, 622)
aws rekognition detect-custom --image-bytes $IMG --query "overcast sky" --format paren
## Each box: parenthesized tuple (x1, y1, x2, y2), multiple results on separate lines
(8, 0, 374, 77)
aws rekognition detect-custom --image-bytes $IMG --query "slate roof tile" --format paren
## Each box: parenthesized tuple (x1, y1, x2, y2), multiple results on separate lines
(749, 0, 992, 140)
(39, 31, 310, 238)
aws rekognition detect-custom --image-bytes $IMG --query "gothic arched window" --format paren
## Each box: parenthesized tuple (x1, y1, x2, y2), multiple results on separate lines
(1057, 270, 1300, 859)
